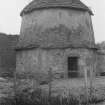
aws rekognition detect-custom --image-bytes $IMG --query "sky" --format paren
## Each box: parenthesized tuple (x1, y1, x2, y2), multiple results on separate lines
(0, 0, 105, 43)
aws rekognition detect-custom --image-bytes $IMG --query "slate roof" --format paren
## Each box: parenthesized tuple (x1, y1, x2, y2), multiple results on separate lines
(20, 0, 93, 16)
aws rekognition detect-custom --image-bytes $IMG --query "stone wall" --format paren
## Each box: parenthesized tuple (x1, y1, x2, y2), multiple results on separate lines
(95, 42, 105, 76)
(17, 9, 95, 49)
(16, 7, 95, 94)
(0, 78, 14, 98)
(0, 33, 19, 77)
(96, 51, 105, 76)
(16, 48, 95, 83)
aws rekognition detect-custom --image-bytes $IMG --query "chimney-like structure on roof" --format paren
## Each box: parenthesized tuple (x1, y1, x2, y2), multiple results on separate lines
(16, 0, 96, 89)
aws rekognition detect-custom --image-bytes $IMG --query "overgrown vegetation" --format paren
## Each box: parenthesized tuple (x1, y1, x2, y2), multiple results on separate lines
(0, 87, 105, 105)
(1, 69, 105, 105)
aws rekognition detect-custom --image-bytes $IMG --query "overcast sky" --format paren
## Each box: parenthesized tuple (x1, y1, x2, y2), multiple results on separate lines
(0, 0, 105, 43)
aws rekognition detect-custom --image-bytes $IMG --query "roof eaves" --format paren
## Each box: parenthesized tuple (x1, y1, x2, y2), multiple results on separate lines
(20, 0, 93, 16)
(21, 6, 93, 16)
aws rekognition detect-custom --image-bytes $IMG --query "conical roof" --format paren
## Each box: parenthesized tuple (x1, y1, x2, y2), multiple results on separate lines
(20, 0, 93, 16)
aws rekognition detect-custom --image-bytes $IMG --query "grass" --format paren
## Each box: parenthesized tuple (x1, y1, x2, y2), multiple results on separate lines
(1, 76, 105, 105)
(0, 87, 105, 105)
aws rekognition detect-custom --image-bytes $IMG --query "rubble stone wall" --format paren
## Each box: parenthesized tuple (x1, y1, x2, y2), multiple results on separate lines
(18, 9, 95, 48)
(96, 53, 105, 76)
(16, 48, 95, 82)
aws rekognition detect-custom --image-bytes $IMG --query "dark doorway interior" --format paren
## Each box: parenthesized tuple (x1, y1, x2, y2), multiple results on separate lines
(68, 57, 78, 78)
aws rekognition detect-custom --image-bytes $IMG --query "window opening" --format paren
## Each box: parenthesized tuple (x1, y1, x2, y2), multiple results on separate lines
(68, 57, 78, 78)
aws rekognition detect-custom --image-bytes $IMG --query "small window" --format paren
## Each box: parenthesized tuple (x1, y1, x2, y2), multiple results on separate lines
(100, 72, 105, 76)
(68, 57, 78, 78)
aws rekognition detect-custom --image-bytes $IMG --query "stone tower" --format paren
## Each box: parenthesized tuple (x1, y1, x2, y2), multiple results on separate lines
(16, 0, 95, 84)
